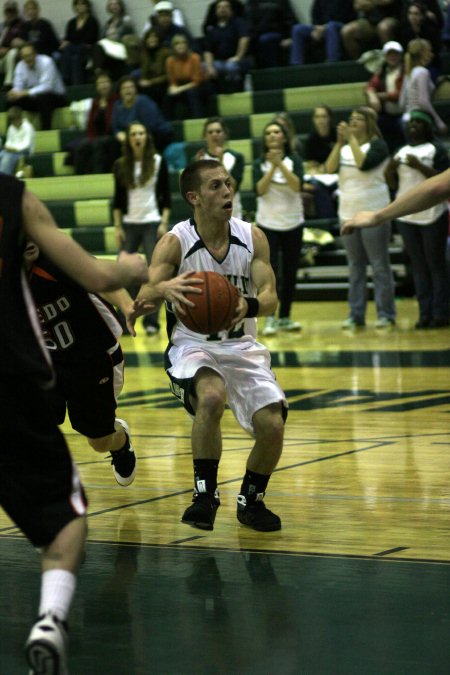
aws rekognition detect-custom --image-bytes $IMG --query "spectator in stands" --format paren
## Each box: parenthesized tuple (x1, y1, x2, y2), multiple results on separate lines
(7, 42, 66, 130)
(163, 34, 206, 120)
(0, 105, 34, 174)
(364, 40, 405, 151)
(143, 1, 196, 50)
(290, 0, 356, 65)
(325, 106, 396, 329)
(341, 0, 402, 59)
(253, 120, 304, 336)
(143, 0, 186, 33)
(59, 0, 99, 85)
(0, 1, 23, 90)
(399, 1, 442, 80)
(112, 74, 173, 152)
(202, 0, 245, 34)
(245, 0, 298, 67)
(194, 116, 245, 219)
(399, 37, 447, 134)
(17, 1, 60, 58)
(91, 0, 135, 81)
(384, 109, 449, 328)
(113, 122, 171, 335)
(401, 0, 443, 31)
(203, 0, 251, 93)
(132, 28, 170, 106)
(299, 105, 338, 219)
(71, 71, 118, 174)
(273, 110, 303, 155)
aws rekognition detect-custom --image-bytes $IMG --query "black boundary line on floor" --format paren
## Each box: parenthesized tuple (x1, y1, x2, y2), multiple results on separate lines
(67, 432, 403, 468)
(73, 441, 387, 518)
(1, 535, 449, 566)
(123, 348, 450, 368)
(374, 546, 409, 556)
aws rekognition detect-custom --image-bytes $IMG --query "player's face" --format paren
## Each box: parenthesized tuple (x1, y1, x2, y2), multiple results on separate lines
(195, 167, 233, 219)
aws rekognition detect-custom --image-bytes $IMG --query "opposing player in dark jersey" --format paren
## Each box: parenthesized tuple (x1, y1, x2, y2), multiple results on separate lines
(24, 242, 152, 486)
(0, 173, 148, 674)
(134, 159, 288, 532)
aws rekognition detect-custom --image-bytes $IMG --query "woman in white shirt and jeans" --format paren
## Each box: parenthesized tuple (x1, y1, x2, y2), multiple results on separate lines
(326, 106, 396, 329)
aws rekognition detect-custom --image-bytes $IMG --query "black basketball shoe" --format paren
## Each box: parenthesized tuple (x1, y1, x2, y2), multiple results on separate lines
(237, 493, 281, 531)
(182, 490, 220, 530)
(110, 418, 136, 486)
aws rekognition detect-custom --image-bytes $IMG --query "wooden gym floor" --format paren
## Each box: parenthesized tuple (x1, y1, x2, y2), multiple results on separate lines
(1, 299, 449, 674)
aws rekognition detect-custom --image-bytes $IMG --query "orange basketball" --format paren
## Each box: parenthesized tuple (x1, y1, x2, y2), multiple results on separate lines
(180, 271, 240, 334)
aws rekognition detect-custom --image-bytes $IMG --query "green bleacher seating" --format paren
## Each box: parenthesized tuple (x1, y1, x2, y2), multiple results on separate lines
(251, 61, 369, 91)
(14, 64, 449, 260)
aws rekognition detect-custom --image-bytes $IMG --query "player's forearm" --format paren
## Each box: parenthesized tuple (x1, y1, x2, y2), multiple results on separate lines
(101, 288, 134, 314)
(254, 286, 278, 316)
(375, 169, 450, 223)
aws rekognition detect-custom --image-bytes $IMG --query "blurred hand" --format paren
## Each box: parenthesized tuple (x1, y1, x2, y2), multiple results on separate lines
(341, 211, 378, 235)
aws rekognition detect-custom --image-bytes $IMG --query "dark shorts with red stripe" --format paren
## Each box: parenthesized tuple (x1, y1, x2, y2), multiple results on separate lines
(50, 345, 124, 439)
(0, 378, 87, 547)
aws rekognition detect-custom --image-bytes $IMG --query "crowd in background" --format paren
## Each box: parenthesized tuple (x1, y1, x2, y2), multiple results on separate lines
(0, 0, 448, 331)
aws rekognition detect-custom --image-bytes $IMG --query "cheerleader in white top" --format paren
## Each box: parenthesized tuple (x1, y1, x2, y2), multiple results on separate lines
(253, 120, 304, 336)
(135, 159, 287, 532)
(326, 106, 396, 329)
(384, 109, 449, 328)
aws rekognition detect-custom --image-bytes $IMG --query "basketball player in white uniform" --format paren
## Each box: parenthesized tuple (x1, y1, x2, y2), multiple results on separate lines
(135, 159, 288, 532)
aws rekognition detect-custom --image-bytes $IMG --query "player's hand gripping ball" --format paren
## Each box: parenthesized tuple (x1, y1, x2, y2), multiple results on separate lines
(179, 271, 240, 334)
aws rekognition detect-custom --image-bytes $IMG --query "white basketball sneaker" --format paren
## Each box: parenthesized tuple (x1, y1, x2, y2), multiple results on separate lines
(25, 612, 69, 674)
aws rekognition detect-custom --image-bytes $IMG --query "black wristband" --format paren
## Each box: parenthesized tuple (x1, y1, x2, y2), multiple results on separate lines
(245, 297, 259, 318)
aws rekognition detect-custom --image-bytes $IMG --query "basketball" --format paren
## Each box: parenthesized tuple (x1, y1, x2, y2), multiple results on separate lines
(179, 271, 240, 334)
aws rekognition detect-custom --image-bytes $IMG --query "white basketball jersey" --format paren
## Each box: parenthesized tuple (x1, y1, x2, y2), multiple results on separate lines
(167, 217, 257, 343)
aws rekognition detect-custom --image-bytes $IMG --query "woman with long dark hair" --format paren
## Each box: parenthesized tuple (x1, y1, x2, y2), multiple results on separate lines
(253, 120, 304, 336)
(113, 122, 171, 334)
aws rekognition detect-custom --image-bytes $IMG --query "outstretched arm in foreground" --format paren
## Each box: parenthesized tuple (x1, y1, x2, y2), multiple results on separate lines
(23, 190, 149, 292)
(341, 168, 450, 234)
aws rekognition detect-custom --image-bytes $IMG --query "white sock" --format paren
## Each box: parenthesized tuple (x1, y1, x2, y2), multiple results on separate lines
(39, 569, 77, 622)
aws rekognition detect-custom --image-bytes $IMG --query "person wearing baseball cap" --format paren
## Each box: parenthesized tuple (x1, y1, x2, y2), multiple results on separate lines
(365, 38, 405, 151)
(141, 0, 188, 40)
(382, 40, 403, 54)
